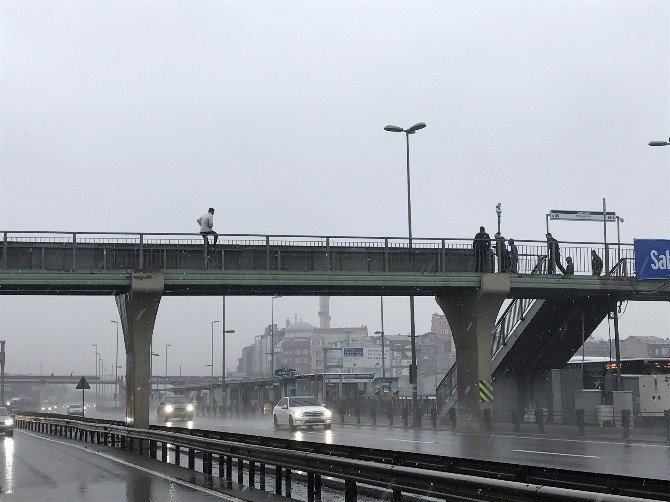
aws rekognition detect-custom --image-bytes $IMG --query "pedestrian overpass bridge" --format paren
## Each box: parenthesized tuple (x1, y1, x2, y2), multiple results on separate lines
(2, 230, 668, 429)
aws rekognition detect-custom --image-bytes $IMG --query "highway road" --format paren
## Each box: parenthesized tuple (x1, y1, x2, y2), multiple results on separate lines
(88, 409, 670, 482)
(0, 429, 245, 501)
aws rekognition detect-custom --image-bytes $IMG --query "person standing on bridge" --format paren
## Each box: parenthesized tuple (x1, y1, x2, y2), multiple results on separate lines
(473, 226, 491, 272)
(565, 256, 575, 275)
(546, 233, 566, 274)
(591, 250, 603, 276)
(197, 208, 218, 252)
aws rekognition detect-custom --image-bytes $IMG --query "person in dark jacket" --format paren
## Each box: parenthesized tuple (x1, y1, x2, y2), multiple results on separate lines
(509, 239, 519, 273)
(495, 233, 510, 273)
(546, 233, 567, 274)
(591, 250, 603, 276)
(565, 256, 574, 275)
(473, 226, 491, 272)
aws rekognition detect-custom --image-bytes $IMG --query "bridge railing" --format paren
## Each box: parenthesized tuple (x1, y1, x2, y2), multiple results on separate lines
(1, 231, 635, 276)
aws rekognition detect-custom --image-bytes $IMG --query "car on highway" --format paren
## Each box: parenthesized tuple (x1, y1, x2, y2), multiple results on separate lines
(0, 407, 13, 437)
(66, 404, 84, 417)
(273, 396, 332, 431)
(157, 396, 194, 422)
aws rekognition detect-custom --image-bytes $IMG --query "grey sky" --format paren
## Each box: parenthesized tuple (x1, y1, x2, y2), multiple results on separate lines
(1, 0, 669, 376)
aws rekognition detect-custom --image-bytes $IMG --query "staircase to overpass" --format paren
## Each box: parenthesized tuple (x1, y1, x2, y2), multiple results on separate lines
(437, 292, 612, 417)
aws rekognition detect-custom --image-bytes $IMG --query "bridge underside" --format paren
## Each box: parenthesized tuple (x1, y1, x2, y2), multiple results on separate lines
(0, 270, 668, 300)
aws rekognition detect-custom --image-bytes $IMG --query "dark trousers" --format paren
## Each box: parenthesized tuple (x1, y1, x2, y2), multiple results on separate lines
(474, 249, 488, 272)
(201, 231, 218, 249)
(548, 256, 566, 274)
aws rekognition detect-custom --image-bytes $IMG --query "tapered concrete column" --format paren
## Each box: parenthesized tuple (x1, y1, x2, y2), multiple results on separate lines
(436, 274, 508, 422)
(116, 272, 164, 428)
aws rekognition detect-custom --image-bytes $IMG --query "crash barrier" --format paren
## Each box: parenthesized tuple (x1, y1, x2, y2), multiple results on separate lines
(15, 413, 670, 502)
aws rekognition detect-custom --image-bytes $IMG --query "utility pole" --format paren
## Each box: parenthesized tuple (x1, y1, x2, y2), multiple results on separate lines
(0, 341, 5, 407)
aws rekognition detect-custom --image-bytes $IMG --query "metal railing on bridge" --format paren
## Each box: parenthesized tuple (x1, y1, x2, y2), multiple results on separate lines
(1, 231, 636, 276)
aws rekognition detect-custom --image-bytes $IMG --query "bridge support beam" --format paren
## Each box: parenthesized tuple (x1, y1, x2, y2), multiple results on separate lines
(116, 272, 164, 429)
(436, 274, 508, 425)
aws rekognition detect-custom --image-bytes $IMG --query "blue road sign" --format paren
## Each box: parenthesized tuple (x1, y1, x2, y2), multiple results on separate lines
(635, 239, 670, 279)
(274, 366, 296, 379)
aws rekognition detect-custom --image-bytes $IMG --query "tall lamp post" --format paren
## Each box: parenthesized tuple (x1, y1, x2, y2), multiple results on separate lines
(375, 299, 386, 380)
(210, 320, 220, 380)
(110, 320, 119, 408)
(270, 295, 282, 376)
(91, 344, 98, 401)
(384, 121, 426, 427)
(165, 344, 172, 391)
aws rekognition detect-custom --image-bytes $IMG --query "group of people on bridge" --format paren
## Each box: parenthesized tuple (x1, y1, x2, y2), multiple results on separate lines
(473, 226, 604, 276)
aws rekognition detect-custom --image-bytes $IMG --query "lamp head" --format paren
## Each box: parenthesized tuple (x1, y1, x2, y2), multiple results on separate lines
(384, 125, 404, 133)
(406, 122, 426, 134)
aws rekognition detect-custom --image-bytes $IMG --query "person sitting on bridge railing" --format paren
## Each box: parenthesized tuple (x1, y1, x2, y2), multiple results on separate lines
(197, 207, 218, 252)
(591, 250, 603, 276)
(473, 226, 491, 272)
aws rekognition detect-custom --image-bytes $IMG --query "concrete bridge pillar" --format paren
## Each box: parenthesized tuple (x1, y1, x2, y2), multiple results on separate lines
(115, 272, 164, 429)
(436, 274, 508, 425)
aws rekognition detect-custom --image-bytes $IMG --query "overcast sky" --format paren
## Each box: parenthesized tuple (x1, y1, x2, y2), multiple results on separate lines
(1, 0, 668, 377)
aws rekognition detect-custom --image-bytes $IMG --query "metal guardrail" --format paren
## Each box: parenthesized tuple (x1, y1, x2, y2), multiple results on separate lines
(1, 231, 636, 276)
(15, 414, 669, 501)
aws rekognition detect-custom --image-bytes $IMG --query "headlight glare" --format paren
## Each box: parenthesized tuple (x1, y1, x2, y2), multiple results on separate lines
(324, 410, 332, 418)
(186, 404, 194, 412)
(164, 404, 174, 413)
(294, 411, 303, 418)
(4, 419, 13, 426)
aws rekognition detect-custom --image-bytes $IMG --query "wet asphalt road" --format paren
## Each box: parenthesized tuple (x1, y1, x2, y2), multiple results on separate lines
(88, 409, 670, 481)
(0, 430, 242, 501)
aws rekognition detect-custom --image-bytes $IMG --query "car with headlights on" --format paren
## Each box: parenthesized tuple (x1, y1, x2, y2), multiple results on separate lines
(157, 396, 194, 421)
(66, 404, 84, 417)
(273, 396, 332, 431)
(0, 407, 14, 436)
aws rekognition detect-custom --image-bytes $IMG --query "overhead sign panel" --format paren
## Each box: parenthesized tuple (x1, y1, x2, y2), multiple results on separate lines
(635, 239, 670, 280)
(343, 347, 389, 368)
(549, 210, 616, 222)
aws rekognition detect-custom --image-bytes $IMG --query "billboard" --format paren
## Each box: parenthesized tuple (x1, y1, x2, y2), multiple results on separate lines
(635, 239, 670, 280)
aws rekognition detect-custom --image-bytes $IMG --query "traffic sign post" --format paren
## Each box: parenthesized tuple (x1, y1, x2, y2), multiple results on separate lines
(76, 376, 90, 418)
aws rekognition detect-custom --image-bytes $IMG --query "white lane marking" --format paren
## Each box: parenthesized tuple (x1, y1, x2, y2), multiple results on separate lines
(442, 429, 670, 449)
(513, 449, 599, 458)
(20, 430, 243, 501)
(381, 438, 437, 444)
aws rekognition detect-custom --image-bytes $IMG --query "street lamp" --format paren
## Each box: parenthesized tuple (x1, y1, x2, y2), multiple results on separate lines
(496, 203, 501, 234)
(110, 320, 119, 408)
(384, 121, 426, 427)
(222, 329, 235, 383)
(649, 137, 670, 146)
(151, 352, 159, 400)
(165, 344, 172, 391)
(271, 295, 282, 376)
(210, 320, 220, 379)
(495, 203, 502, 271)
(616, 216, 625, 273)
(91, 344, 99, 400)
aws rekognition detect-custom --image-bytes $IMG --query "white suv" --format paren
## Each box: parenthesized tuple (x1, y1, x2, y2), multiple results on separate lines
(273, 396, 332, 431)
